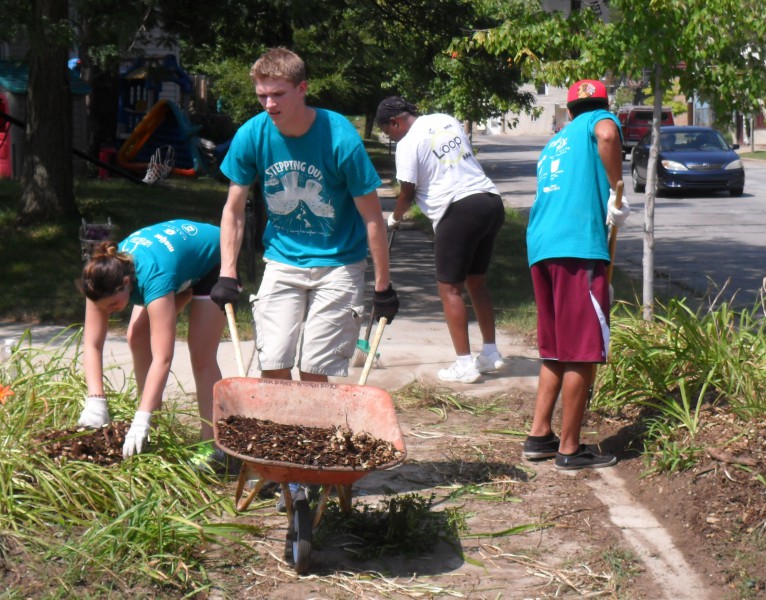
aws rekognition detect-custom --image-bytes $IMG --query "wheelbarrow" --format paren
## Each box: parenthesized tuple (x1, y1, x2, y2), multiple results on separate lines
(213, 305, 406, 573)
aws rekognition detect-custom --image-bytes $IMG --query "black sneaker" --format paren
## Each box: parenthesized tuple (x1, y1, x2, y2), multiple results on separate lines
(522, 434, 560, 460)
(554, 445, 617, 471)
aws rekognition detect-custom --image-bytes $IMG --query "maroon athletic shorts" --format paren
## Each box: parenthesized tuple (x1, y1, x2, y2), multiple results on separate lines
(530, 258, 610, 363)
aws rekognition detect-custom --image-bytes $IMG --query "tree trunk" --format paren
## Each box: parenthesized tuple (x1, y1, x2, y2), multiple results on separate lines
(17, 0, 79, 226)
(641, 63, 662, 321)
(78, 19, 121, 158)
(364, 110, 375, 140)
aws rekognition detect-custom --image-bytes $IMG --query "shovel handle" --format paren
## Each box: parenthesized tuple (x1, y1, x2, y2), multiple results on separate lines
(358, 317, 387, 386)
(606, 180, 624, 284)
(225, 303, 247, 377)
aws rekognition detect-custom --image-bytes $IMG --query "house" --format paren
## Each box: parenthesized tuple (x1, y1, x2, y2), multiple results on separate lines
(482, 84, 568, 137)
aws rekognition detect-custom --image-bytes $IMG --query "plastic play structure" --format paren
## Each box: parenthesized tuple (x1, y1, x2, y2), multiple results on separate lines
(115, 54, 206, 178)
(116, 99, 204, 177)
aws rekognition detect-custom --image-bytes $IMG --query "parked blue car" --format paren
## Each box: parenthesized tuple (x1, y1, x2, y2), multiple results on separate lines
(630, 126, 745, 197)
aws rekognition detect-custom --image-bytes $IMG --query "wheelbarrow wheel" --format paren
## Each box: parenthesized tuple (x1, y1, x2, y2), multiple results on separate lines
(290, 498, 313, 574)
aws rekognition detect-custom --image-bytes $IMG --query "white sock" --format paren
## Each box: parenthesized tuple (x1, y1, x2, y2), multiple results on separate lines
(482, 343, 498, 356)
(456, 354, 473, 367)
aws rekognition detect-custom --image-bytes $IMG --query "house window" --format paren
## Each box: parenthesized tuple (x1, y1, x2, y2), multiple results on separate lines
(537, 84, 547, 95)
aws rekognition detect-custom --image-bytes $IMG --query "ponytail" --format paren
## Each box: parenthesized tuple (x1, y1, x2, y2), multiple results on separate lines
(79, 241, 135, 301)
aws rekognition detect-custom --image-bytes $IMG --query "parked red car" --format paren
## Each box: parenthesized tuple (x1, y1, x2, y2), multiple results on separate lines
(617, 105, 675, 159)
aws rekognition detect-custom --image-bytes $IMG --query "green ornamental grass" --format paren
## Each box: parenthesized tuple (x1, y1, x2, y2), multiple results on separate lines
(0, 330, 262, 595)
(594, 296, 766, 472)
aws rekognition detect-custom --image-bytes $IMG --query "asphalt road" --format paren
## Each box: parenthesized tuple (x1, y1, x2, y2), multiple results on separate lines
(475, 133, 766, 309)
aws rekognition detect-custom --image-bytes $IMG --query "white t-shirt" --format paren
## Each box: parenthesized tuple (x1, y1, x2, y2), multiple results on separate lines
(395, 114, 498, 228)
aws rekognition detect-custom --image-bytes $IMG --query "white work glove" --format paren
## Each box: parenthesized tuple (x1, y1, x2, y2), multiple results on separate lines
(78, 396, 111, 428)
(387, 212, 400, 229)
(123, 411, 152, 458)
(606, 189, 631, 228)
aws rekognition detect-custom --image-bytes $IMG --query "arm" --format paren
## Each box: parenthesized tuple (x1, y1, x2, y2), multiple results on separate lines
(353, 190, 391, 292)
(390, 181, 416, 223)
(78, 300, 112, 427)
(219, 182, 250, 279)
(595, 119, 623, 189)
(135, 292, 177, 414)
(83, 299, 108, 396)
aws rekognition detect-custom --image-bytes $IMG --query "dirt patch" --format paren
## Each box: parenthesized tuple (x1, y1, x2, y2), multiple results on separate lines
(35, 422, 129, 466)
(600, 404, 766, 597)
(206, 389, 677, 599)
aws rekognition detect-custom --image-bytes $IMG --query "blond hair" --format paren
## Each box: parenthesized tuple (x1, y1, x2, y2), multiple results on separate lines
(250, 47, 306, 85)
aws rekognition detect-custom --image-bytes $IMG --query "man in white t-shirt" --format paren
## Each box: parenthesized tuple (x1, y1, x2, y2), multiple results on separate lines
(376, 96, 505, 383)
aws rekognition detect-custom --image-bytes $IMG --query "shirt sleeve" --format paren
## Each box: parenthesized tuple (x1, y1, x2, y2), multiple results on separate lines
(394, 136, 418, 184)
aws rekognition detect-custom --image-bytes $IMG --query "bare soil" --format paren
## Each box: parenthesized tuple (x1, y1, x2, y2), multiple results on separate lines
(601, 404, 766, 598)
(203, 389, 765, 600)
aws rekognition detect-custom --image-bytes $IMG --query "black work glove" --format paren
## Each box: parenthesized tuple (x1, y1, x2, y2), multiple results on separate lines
(209, 277, 241, 311)
(373, 284, 399, 323)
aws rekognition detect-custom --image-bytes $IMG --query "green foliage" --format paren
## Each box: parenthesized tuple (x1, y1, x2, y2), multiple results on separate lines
(0, 330, 261, 593)
(313, 491, 466, 560)
(177, 0, 541, 133)
(393, 381, 504, 418)
(464, 0, 766, 121)
(488, 209, 538, 332)
(642, 417, 701, 474)
(600, 546, 642, 591)
(194, 57, 262, 126)
(640, 81, 688, 116)
(594, 297, 766, 472)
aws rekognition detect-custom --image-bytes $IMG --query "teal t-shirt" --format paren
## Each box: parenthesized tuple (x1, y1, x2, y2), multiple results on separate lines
(220, 108, 382, 268)
(118, 220, 220, 306)
(527, 109, 622, 267)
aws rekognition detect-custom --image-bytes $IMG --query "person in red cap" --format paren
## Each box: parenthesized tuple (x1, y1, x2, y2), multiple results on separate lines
(522, 79, 631, 470)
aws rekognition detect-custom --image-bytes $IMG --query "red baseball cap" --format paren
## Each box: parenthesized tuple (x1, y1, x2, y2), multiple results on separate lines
(566, 79, 608, 108)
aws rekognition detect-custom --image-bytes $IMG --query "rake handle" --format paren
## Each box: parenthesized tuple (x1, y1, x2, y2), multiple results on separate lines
(225, 303, 247, 377)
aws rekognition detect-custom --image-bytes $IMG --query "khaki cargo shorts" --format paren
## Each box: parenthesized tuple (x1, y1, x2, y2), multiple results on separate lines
(250, 259, 365, 377)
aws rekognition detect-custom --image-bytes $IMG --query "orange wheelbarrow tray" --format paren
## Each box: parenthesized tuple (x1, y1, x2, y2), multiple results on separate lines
(213, 376, 407, 573)
(213, 375, 407, 481)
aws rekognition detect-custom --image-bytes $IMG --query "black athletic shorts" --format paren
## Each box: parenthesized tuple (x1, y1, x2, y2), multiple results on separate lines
(434, 192, 505, 284)
(191, 264, 221, 297)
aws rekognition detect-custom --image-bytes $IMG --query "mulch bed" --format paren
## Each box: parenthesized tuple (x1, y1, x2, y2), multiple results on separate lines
(216, 416, 403, 469)
(33, 417, 404, 472)
(36, 423, 129, 466)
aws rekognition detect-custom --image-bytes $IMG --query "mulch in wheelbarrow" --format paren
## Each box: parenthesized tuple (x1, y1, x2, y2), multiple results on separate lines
(216, 416, 403, 469)
(36, 422, 129, 466)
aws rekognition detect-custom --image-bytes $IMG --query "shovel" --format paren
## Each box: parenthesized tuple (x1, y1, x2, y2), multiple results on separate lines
(589, 180, 624, 404)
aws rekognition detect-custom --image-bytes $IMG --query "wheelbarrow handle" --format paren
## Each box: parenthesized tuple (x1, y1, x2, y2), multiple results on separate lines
(225, 303, 247, 377)
(358, 316, 387, 386)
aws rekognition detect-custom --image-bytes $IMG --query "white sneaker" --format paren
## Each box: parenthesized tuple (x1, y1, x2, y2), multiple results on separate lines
(438, 361, 481, 383)
(474, 351, 504, 373)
